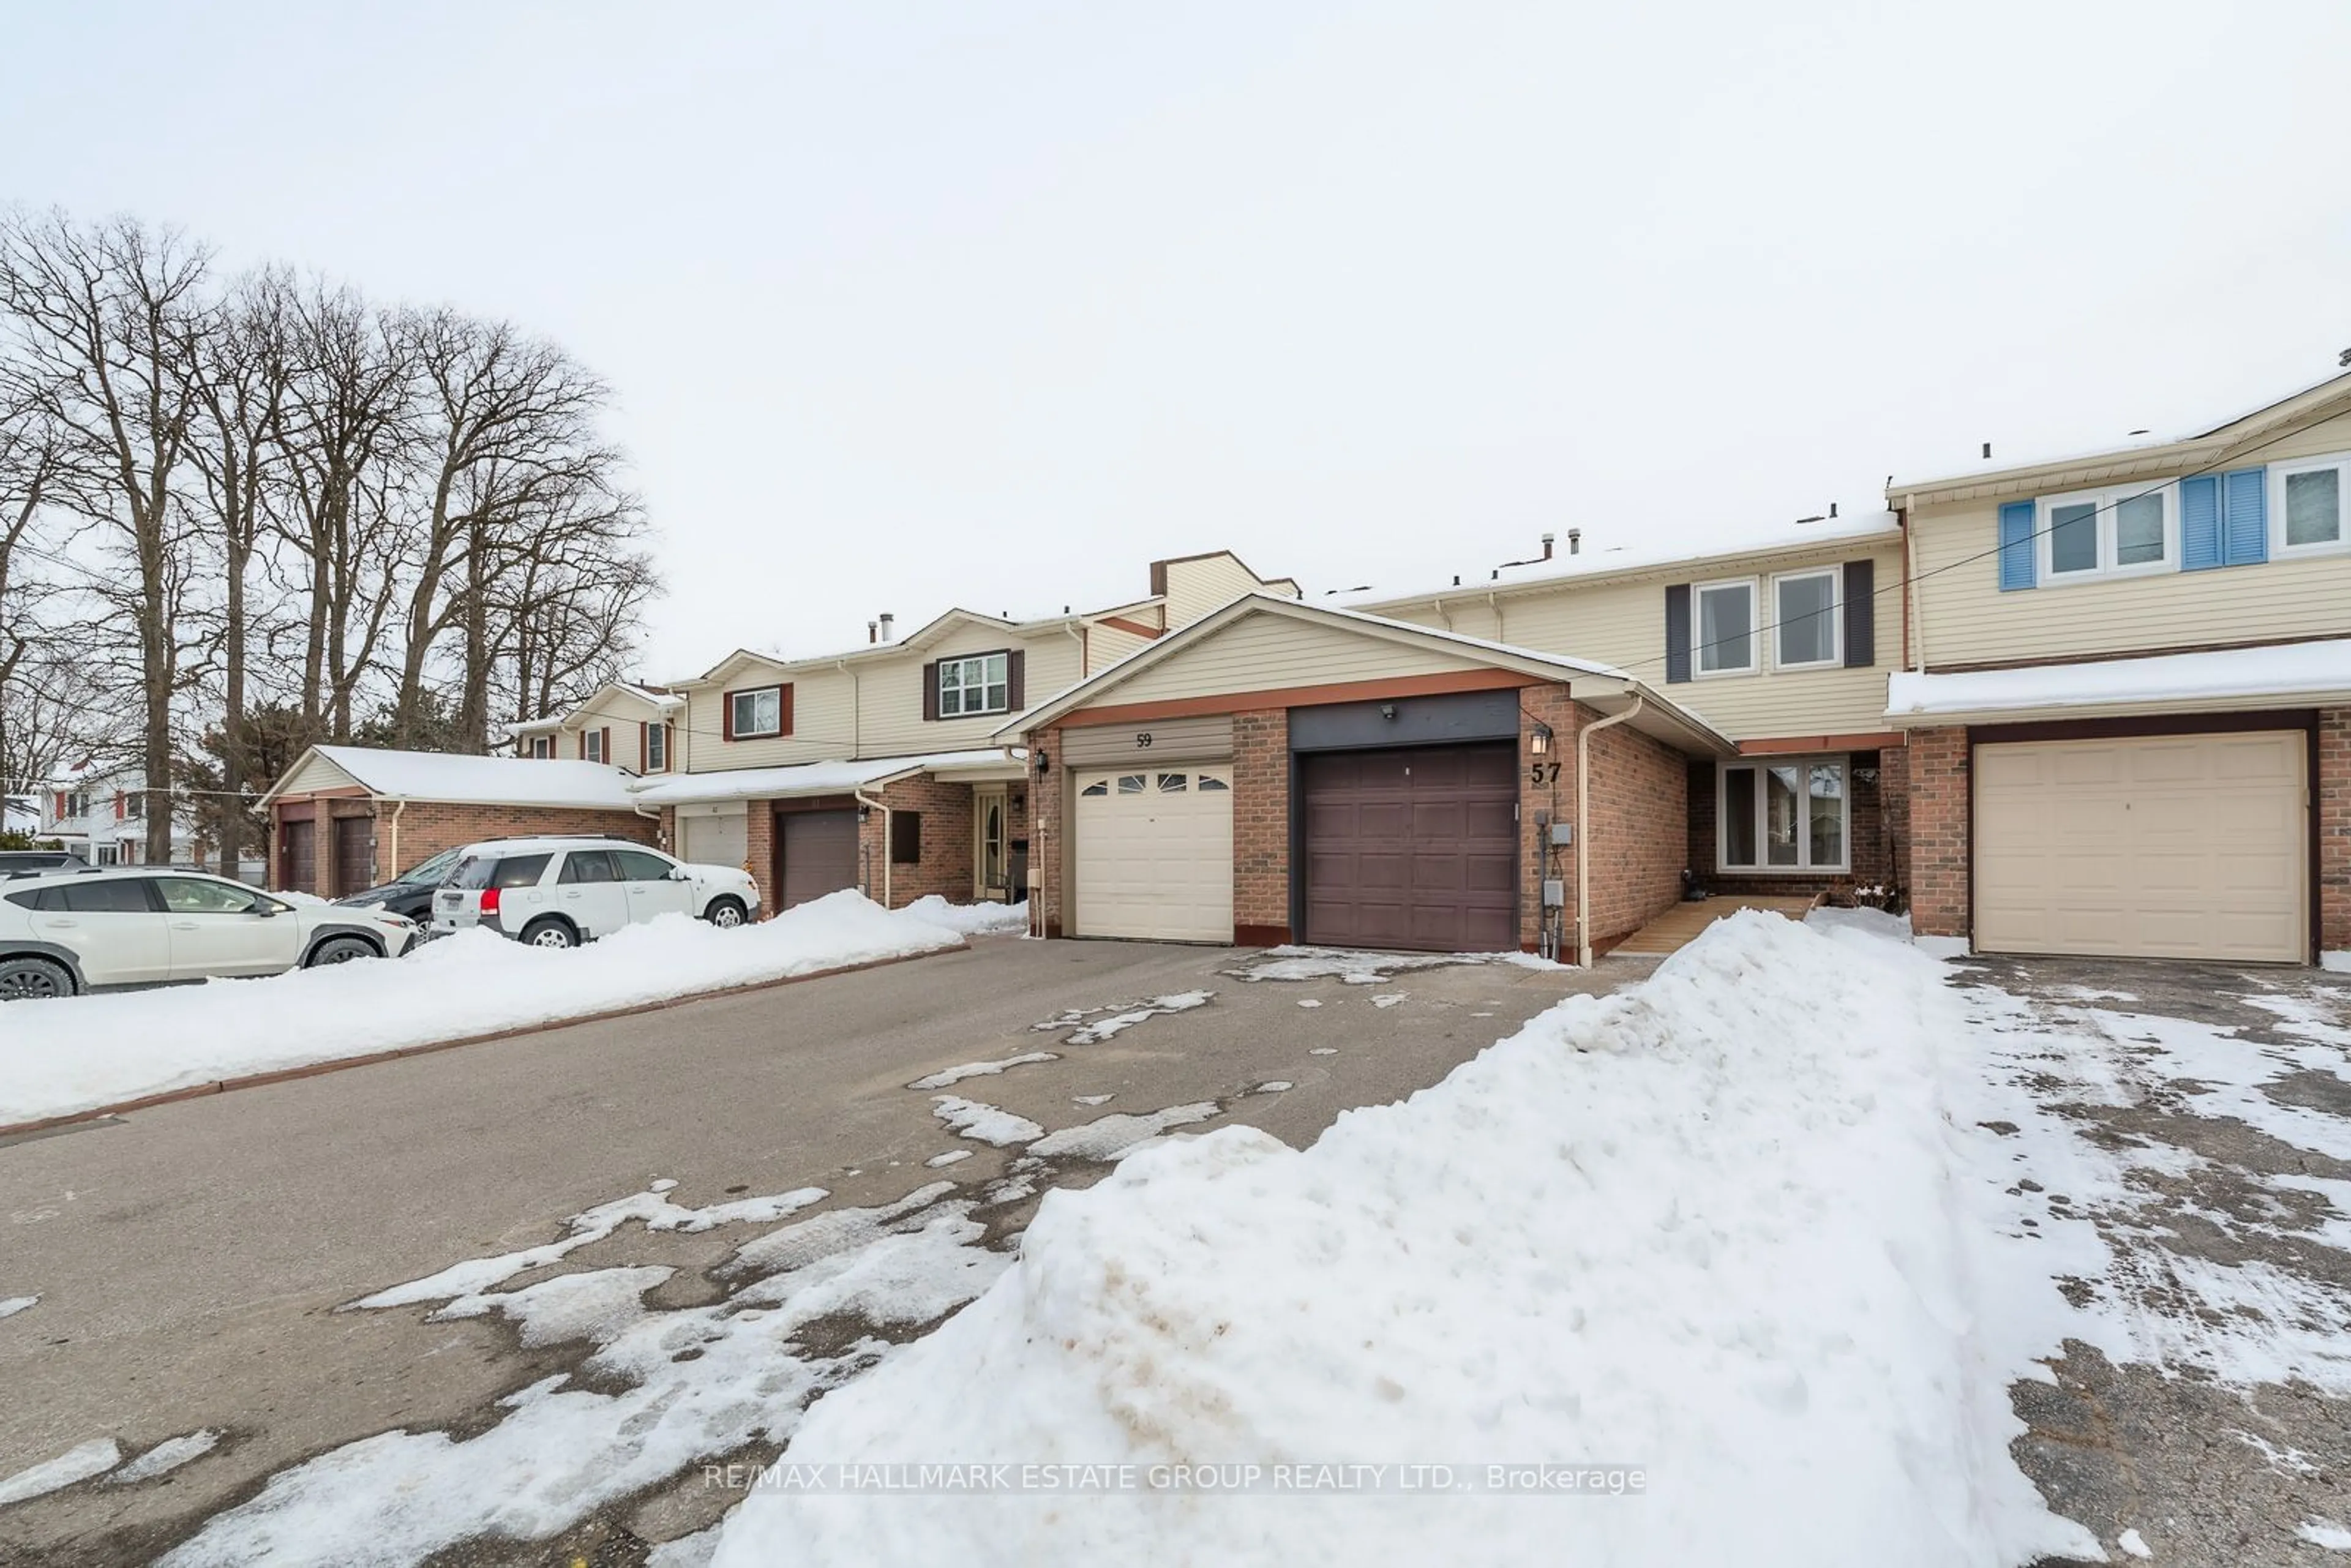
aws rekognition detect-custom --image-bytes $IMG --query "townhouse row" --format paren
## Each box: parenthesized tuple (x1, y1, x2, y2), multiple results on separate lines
(262, 371, 2351, 967)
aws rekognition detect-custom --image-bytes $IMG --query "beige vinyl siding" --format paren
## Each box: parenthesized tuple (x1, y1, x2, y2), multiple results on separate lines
(1913, 409, 2351, 669)
(1060, 714, 1234, 765)
(683, 664, 858, 771)
(1108, 613, 1490, 707)
(558, 689, 670, 760)
(1368, 542, 1905, 741)
(1086, 620, 1157, 674)
(864, 624, 1083, 754)
(277, 751, 366, 797)
(1161, 554, 1271, 629)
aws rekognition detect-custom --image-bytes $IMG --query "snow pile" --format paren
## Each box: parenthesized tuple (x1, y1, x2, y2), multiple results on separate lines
(0, 891, 962, 1126)
(713, 914, 2096, 1568)
(901, 895, 1029, 937)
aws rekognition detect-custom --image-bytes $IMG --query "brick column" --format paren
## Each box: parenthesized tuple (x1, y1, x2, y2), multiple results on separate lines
(1878, 741, 1911, 904)
(1518, 686, 1578, 952)
(1905, 726, 1969, 940)
(2322, 708, 2349, 958)
(1032, 726, 1065, 936)
(744, 801, 776, 919)
(1232, 708, 1290, 943)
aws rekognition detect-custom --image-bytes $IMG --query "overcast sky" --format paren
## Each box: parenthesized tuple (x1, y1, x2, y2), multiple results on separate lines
(8, 1, 2349, 676)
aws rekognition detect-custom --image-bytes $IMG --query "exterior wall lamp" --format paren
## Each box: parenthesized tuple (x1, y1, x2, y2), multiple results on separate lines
(1528, 721, 1553, 757)
(1032, 746, 1049, 775)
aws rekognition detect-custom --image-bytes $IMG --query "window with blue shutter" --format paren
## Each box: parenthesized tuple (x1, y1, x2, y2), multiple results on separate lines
(2180, 475, 2222, 570)
(1997, 501, 2036, 591)
(2221, 467, 2268, 566)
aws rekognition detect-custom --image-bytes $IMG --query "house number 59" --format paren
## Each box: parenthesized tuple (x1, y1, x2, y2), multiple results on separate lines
(1134, 732, 1153, 749)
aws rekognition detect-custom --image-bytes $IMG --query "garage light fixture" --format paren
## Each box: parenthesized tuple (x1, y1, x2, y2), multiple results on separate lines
(1033, 746, 1050, 775)
(1528, 721, 1553, 757)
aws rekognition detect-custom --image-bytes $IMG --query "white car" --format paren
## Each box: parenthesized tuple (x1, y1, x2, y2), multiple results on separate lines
(430, 836, 760, 948)
(0, 868, 422, 1000)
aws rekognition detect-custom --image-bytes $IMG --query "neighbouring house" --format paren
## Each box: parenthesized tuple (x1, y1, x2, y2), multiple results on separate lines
(33, 762, 203, 868)
(1000, 593, 1732, 959)
(512, 681, 684, 769)
(258, 746, 653, 898)
(1887, 369, 2351, 968)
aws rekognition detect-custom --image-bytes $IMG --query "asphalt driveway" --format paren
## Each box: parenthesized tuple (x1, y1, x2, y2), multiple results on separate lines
(0, 935, 1627, 1566)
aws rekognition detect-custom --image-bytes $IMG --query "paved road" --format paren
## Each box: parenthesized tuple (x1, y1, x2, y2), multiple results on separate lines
(0, 936, 1622, 1565)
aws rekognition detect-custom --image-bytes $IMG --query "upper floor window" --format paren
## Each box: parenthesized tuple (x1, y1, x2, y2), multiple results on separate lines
(1694, 579, 1756, 677)
(2039, 482, 2173, 582)
(528, 736, 553, 759)
(644, 722, 669, 773)
(729, 686, 786, 739)
(939, 652, 1010, 716)
(1772, 569, 1840, 670)
(582, 729, 606, 764)
(2274, 450, 2347, 555)
(54, 790, 89, 819)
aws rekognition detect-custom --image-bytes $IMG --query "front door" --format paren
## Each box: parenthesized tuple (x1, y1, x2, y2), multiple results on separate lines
(973, 787, 1009, 902)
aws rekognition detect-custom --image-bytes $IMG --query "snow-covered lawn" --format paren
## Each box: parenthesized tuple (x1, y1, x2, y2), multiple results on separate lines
(706, 913, 2101, 1567)
(0, 892, 977, 1127)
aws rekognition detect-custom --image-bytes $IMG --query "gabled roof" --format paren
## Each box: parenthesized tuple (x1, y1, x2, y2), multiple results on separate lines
(260, 746, 642, 811)
(626, 748, 1024, 806)
(1888, 369, 2351, 510)
(684, 609, 1079, 691)
(998, 593, 1736, 756)
(513, 680, 684, 735)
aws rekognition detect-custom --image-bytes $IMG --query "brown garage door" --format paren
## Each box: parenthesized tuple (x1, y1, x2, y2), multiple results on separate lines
(334, 816, 375, 896)
(1301, 743, 1517, 953)
(779, 809, 860, 909)
(280, 818, 317, 893)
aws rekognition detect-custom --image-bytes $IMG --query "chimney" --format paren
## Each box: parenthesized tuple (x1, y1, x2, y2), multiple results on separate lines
(1567, 528, 1582, 556)
(867, 620, 878, 645)
(1540, 531, 1555, 560)
(879, 612, 895, 642)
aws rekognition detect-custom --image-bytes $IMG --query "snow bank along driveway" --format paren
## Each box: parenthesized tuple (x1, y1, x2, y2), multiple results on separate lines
(698, 913, 2099, 1567)
(0, 891, 970, 1127)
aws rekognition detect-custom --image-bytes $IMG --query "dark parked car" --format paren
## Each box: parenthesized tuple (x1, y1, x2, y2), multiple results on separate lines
(332, 846, 465, 921)
(0, 850, 89, 879)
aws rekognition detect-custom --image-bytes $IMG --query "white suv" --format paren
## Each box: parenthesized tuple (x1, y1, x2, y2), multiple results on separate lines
(0, 868, 422, 1000)
(430, 837, 760, 948)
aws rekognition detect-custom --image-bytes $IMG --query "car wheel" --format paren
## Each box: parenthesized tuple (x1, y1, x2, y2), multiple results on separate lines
(705, 897, 747, 929)
(306, 936, 381, 967)
(520, 918, 579, 950)
(0, 955, 73, 1001)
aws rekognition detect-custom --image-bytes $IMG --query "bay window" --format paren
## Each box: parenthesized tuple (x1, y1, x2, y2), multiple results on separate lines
(1718, 756, 1848, 873)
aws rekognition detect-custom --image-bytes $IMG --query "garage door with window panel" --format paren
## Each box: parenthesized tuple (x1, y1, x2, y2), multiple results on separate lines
(778, 809, 860, 909)
(1073, 767, 1234, 942)
(1301, 743, 1517, 953)
(1974, 730, 2306, 962)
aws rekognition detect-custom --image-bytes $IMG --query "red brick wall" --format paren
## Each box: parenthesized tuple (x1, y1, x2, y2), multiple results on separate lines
(1684, 749, 1898, 902)
(2323, 707, 2349, 956)
(1582, 708, 1689, 949)
(1879, 743, 1911, 902)
(860, 775, 979, 910)
(1031, 727, 1067, 936)
(1905, 727, 1970, 939)
(267, 798, 655, 893)
(1517, 686, 1578, 953)
(1232, 708, 1290, 940)
(744, 802, 777, 918)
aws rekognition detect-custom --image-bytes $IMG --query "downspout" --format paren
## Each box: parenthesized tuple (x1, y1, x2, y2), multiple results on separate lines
(1487, 591, 1505, 645)
(384, 798, 405, 880)
(835, 660, 861, 754)
(1575, 693, 1646, 968)
(1901, 505, 1925, 673)
(854, 787, 891, 909)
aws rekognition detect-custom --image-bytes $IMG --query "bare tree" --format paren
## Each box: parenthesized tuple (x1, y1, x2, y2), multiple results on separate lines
(0, 209, 212, 862)
(184, 268, 294, 872)
(0, 402, 66, 792)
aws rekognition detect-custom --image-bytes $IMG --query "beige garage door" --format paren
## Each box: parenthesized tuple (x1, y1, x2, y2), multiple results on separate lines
(1073, 765, 1234, 942)
(678, 811, 748, 872)
(1974, 731, 2306, 962)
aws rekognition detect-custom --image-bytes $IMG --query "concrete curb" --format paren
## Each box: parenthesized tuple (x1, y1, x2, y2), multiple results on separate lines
(0, 942, 961, 1141)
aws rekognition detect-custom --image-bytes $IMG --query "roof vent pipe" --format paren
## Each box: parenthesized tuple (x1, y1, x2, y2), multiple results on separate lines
(1567, 528, 1582, 556)
(1540, 531, 1555, 560)
(867, 620, 878, 645)
(1829, 502, 1839, 519)
(879, 612, 895, 642)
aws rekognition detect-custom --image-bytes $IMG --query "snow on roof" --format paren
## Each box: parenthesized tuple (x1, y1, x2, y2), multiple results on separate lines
(1342, 512, 1903, 610)
(627, 749, 1022, 806)
(1887, 638, 2351, 723)
(310, 746, 642, 810)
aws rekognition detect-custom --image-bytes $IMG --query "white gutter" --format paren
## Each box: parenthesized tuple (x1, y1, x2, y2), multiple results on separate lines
(1575, 694, 1644, 968)
(854, 788, 891, 909)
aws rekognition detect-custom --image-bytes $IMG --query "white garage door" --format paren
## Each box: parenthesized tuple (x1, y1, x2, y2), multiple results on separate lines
(1974, 730, 2306, 962)
(678, 811, 748, 872)
(1073, 765, 1234, 942)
